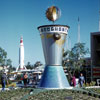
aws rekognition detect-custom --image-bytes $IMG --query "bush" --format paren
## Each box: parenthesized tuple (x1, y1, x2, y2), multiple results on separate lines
(90, 81, 96, 86)
(84, 81, 96, 87)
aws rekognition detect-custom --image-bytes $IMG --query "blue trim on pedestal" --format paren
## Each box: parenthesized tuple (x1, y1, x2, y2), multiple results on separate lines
(39, 66, 70, 89)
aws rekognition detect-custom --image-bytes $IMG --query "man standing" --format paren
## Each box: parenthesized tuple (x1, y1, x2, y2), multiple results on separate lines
(23, 73, 28, 87)
(1, 72, 7, 91)
(79, 73, 85, 87)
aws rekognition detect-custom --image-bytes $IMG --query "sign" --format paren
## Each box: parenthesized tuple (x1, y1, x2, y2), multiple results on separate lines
(39, 26, 68, 34)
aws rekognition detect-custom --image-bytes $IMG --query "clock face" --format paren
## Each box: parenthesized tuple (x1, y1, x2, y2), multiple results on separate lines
(46, 6, 61, 22)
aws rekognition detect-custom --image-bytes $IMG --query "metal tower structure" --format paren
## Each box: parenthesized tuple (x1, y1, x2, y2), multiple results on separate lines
(78, 17, 80, 43)
(99, 0, 100, 31)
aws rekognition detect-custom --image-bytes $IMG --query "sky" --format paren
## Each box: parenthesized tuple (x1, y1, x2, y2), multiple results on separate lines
(0, 0, 99, 67)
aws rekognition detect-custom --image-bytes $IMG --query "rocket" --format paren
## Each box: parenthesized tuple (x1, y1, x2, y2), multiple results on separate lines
(19, 37, 25, 70)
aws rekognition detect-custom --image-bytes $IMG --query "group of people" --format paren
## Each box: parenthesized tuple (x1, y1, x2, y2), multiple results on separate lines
(22, 73, 38, 87)
(0, 72, 85, 91)
(1, 72, 39, 91)
(71, 73, 85, 87)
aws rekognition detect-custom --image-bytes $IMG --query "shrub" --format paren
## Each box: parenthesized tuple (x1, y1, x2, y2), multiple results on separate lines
(84, 83, 90, 87)
(83, 81, 96, 87)
(89, 81, 96, 86)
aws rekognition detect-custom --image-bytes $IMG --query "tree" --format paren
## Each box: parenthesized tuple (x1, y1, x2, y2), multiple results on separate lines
(71, 43, 89, 68)
(63, 43, 89, 77)
(6, 59, 12, 66)
(63, 43, 89, 67)
(26, 62, 33, 69)
(8, 66, 16, 73)
(25, 61, 43, 70)
(33, 61, 43, 69)
(0, 47, 12, 67)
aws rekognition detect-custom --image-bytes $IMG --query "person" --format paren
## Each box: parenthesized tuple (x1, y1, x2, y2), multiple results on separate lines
(23, 73, 28, 87)
(33, 74, 37, 85)
(79, 73, 85, 87)
(71, 75, 76, 87)
(1, 72, 7, 91)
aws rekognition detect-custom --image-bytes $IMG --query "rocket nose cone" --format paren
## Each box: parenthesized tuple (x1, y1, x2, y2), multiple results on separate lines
(20, 37, 23, 43)
(20, 39, 23, 43)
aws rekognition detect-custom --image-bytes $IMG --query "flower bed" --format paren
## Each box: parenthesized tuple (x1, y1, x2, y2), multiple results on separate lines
(0, 88, 100, 100)
(27, 89, 100, 100)
(0, 88, 30, 100)
(86, 88, 100, 94)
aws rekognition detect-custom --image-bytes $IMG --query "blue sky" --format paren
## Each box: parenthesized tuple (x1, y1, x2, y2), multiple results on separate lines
(0, 0, 99, 67)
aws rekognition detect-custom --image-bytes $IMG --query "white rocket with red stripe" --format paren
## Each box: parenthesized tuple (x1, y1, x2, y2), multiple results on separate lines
(19, 37, 25, 70)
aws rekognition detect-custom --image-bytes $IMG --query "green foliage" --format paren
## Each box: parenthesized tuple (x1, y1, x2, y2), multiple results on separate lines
(27, 89, 100, 100)
(0, 88, 29, 100)
(26, 62, 33, 69)
(63, 43, 89, 67)
(0, 47, 12, 66)
(89, 81, 96, 86)
(8, 66, 15, 73)
(26, 61, 43, 70)
(0, 89, 100, 100)
(33, 61, 43, 68)
(83, 81, 96, 87)
(63, 43, 89, 77)
(71, 43, 89, 59)
(86, 88, 100, 94)
(6, 59, 12, 66)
